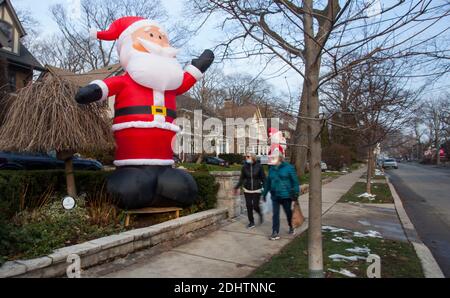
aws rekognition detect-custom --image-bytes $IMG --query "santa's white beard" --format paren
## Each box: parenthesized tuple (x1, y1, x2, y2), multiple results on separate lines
(120, 43, 184, 91)
(270, 134, 285, 144)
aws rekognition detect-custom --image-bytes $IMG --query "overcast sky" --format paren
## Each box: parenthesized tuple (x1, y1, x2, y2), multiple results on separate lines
(10, 0, 450, 103)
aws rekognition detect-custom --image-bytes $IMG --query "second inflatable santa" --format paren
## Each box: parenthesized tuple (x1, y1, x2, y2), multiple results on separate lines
(75, 17, 215, 209)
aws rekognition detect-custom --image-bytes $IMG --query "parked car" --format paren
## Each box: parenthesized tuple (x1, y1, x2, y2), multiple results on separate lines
(173, 155, 182, 164)
(321, 161, 328, 171)
(257, 155, 269, 165)
(0, 151, 103, 171)
(203, 156, 229, 167)
(382, 158, 398, 169)
(305, 161, 328, 171)
(377, 158, 384, 167)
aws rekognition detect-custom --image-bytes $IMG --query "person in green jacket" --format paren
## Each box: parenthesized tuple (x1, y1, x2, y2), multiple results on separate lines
(263, 151, 300, 240)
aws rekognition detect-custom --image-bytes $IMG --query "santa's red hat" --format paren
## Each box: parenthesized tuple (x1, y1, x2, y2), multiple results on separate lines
(268, 127, 280, 137)
(90, 16, 166, 47)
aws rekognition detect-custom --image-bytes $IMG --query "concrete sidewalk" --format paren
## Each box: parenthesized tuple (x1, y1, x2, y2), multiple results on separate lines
(84, 167, 366, 278)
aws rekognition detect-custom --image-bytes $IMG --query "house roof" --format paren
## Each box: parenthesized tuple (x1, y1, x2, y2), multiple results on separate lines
(0, 0, 26, 37)
(45, 64, 122, 86)
(176, 94, 217, 116)
(218, 101, 259, 120)
(0, 42, 45, 71)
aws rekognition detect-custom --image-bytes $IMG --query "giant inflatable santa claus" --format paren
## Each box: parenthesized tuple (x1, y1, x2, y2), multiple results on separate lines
(75, 17, 214, 209)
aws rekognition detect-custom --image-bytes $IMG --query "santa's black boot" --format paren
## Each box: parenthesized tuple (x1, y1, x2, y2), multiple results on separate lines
(151, 166, 198, 207)
(107, 166, 159, 210)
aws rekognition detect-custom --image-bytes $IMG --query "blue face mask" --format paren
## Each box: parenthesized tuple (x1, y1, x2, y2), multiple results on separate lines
(246, 159, 253, 164)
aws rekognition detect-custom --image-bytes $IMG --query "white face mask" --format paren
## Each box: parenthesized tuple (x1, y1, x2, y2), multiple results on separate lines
(269, 154, 281, 166)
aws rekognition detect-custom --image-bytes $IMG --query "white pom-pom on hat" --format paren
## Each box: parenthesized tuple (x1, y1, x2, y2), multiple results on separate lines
(89, 28, 98, 40)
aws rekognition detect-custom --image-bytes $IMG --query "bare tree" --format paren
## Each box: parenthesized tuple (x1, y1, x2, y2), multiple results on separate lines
(411, 116, 426, 160)
(30, 35, 87, 73)
(324, 57, 418, 193)
(189, 65, 226, 111)
(422, 98, 448, 164)
(47, 0, 168, 71)
(16, 8, 40, 48)
(189, 66, 280, 112)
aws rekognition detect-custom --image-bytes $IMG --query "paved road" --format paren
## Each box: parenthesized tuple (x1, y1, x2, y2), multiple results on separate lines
(387, 162, 450, 277)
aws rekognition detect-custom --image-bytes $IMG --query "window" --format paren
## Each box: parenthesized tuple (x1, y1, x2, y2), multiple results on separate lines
(238, 144, 245, 154)
(8, 70, 16, 91)
(0, 21, 13, 50)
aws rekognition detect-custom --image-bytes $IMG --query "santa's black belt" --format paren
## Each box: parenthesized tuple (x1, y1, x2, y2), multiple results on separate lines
(115, 106, 177, 118)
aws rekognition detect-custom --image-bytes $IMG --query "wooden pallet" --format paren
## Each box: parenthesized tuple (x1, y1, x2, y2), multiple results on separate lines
(124, 207, 183, 227)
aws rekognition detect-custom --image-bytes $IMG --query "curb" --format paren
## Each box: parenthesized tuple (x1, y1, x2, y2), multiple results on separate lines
(386, 177, 444, 278)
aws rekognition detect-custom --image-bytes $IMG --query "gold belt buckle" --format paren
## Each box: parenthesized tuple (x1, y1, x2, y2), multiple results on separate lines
(151, 106, 167, 116)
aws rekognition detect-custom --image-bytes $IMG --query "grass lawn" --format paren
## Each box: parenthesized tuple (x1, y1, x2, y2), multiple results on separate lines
(350, 163, 363, 171)
(339, 182, 394, 204)
(361, 174, 386, 180)
(249, 228, 424, 278)
(299, 171, 345, 185)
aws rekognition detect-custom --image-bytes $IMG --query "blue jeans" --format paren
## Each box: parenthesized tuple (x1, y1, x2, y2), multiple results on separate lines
(272, 197, 293, 234)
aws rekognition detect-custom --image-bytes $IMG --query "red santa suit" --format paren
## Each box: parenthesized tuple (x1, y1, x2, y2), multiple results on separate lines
(91, 66, 202, 167)
(88, 17, 203, 167)
(268, 128, 287, 157)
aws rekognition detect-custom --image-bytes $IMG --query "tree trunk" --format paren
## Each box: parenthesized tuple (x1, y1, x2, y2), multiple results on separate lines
(435, 137, 441, 165)
(291, 82, 309, 176)
(304, 0, 324, 278)
(434, 112, 441, 165)
(306, 75, 323, 278)
(65, 158, 77, 197)
(196, 154, 204, 164)
(366, 146, 373, 194)
(57, 150, 77, 197)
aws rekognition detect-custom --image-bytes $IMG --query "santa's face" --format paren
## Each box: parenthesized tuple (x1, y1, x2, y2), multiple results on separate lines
(268, 151, 282, 166)
(270, 131, 284, 144)
(119, 26, 184, 91)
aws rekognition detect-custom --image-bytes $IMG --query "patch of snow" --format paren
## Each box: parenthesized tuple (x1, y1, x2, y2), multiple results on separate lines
(322, 226, 350, 233)
(328, 268, 357, 278)
(375, 169, 384, 176)
(332, 237, 354, 243)
(358, 220, 371, 226)
(346, 247, 371, 255)
(353, 230, 383, 238)
(329, 254, 367, 262)
(357, 192, 377, 200)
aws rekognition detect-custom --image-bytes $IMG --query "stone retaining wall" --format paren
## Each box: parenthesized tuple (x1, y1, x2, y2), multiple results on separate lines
(210, 171, 242, 218)
(0, 208, 228, 278)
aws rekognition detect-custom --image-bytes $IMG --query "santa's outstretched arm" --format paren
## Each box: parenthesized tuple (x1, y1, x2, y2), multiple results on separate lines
(175, 49, 214, 95)
(75, 76, 126, 105)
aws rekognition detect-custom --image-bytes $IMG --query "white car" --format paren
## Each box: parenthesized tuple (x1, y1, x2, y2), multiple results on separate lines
(257, 155, 269, 165)
(305, 161, 328, 171)
(382, 158, 398, 169)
